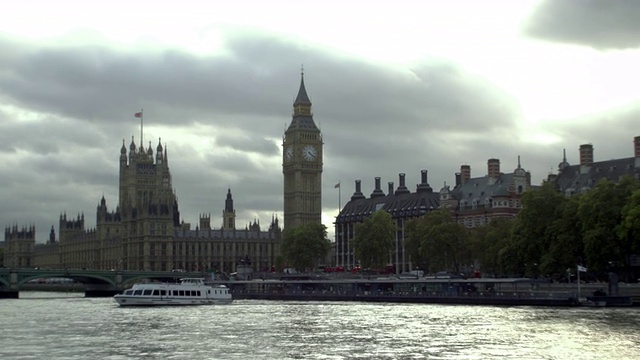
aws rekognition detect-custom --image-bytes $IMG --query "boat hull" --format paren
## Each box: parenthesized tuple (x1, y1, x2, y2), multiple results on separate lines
(114, 295, 232, 306)
(113, 278, 233, 306)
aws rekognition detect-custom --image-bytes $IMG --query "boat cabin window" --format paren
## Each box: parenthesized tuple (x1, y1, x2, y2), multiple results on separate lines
(179, 290, 185, 296)
(152, 290, 159, 296)
(143, 289, 152, 296)
(125, 290, 133, 295)
(160, 290, 166, 296)
(133, 290, 143, 296)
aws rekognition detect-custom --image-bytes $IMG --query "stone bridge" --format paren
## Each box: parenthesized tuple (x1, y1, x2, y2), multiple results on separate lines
(0, 268, 211, 298)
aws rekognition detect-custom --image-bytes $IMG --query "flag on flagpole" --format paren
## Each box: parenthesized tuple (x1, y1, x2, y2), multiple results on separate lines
(334, 182, 340, 188)
(577, 265, 587, 272)
(134, 112, 143, 118)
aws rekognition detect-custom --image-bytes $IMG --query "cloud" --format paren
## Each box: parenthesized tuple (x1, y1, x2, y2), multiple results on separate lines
(0, 29, 561, 243)
(523, 0, 640, 50)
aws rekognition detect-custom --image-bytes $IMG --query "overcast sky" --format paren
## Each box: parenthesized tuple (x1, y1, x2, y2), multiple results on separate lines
(2, 0, 640, 243)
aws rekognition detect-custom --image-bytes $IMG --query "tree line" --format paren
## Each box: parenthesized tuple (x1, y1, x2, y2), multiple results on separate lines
(279, 176, 640, 281)
(407, 176, 640, 281)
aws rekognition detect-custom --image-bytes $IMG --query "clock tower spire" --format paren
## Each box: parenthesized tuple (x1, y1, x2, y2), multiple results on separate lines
(283, 69, 323, 230)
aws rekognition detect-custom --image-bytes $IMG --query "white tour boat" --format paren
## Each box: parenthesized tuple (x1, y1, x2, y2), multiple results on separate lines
(114, 278, 232, 306)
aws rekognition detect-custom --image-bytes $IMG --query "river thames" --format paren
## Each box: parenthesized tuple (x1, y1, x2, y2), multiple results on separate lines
(0, 292, 639, 359)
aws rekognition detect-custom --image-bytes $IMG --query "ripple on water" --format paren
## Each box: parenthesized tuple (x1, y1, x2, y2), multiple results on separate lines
(1, 295, 640, 359)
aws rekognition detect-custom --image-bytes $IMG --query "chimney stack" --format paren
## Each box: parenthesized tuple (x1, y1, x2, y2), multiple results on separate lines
(579, 144, 594, 166)
(460, 165, 471, 185)
(351, 180, 366, 201)
(416, 170, 433, 193)
(488, 158, 500, 178)
(388, 182, 394, 195)
(395, 173, 410, 194)
(370, 177, 385, 198)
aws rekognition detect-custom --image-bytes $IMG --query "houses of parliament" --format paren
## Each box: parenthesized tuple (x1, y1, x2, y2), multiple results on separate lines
(3, 73, 324, 273)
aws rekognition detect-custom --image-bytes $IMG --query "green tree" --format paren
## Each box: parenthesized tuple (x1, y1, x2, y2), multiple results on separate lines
(618, 188, 640, 258)
(404, 216, 431, 271)
(579, 177, 639, 274)
(511, 182, 566, 277)
(543, 194, 583, 277)
(425, 222, 471, 274)
(280, 222, 331, 272)
(470, 219, 514, 276)
(353, 210, 397, 271)
(406, 209, 471, 274)
(274, 255, 285, 272)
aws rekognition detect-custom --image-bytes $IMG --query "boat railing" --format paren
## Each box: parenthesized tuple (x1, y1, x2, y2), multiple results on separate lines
(231, 288, 573, 299)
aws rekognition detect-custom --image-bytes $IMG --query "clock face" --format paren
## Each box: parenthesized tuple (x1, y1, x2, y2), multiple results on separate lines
(303, 145, 317, 161)
(284, 146, 293, 161)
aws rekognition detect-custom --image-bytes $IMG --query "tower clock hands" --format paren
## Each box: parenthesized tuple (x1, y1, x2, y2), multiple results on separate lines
(303, 145, 317, 161)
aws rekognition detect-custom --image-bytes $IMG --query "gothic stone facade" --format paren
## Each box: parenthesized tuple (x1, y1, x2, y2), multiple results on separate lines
(282, 73, 323, 230)
(4, 138, 282, 273)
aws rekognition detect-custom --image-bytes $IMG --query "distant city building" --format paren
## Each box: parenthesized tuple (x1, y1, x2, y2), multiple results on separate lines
(440, 157, 532, 228)
(547, 136, 640, 196)
(283, 72, 323, 230)
(335, 171, 440, 273)
(335, 157, 532, 273)
(3, 226, 35, 268)
(4, 137, 282, 273)
(4, 75, 333, 273)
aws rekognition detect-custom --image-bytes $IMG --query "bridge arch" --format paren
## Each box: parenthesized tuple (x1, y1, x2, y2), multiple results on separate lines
(17, 273, 116, 287)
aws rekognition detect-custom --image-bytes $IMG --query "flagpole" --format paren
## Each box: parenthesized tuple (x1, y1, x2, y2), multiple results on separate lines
(577, 267, 580, 301)
(338, 181, 341, 213)
(577, 265, 581, 300)
(334, 180, 345, 268)
(140, 109, 144, 146)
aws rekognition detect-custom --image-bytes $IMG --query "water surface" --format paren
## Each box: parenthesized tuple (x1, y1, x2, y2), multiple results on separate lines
(0, 292, 638, 359)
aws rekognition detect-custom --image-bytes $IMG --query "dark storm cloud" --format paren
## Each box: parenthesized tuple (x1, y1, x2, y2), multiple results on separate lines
(523, 0, 640, 50)
(215, 133, 280, 155)
(0, 30, 525, 241)
(546, 104, 640, 163)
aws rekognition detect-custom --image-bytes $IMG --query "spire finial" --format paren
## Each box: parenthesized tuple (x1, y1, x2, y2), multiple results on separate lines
(301, 64, 304, 77)
(293, 68, 311, 106)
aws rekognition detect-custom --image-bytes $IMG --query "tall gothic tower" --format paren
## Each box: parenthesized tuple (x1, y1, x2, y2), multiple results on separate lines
(283, 72, 323, 230)
(222, 188, 236, 230)
(118, 137, 180, 270)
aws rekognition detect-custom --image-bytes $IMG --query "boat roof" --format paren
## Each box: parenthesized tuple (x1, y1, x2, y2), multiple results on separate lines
(226, 277, 547, 285)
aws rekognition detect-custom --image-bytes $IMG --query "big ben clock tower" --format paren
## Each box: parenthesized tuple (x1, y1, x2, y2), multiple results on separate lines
(283, 71, 323, 230)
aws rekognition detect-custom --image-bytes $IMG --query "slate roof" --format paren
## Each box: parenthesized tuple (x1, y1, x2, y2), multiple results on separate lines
(555, 157, 640, 195)
(336, 189, 440, 224)
(286, 74, 318, 132)
(452, 173, 518, 205)
(293, 75, 311, 105)
(286, 115, 319, 132)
